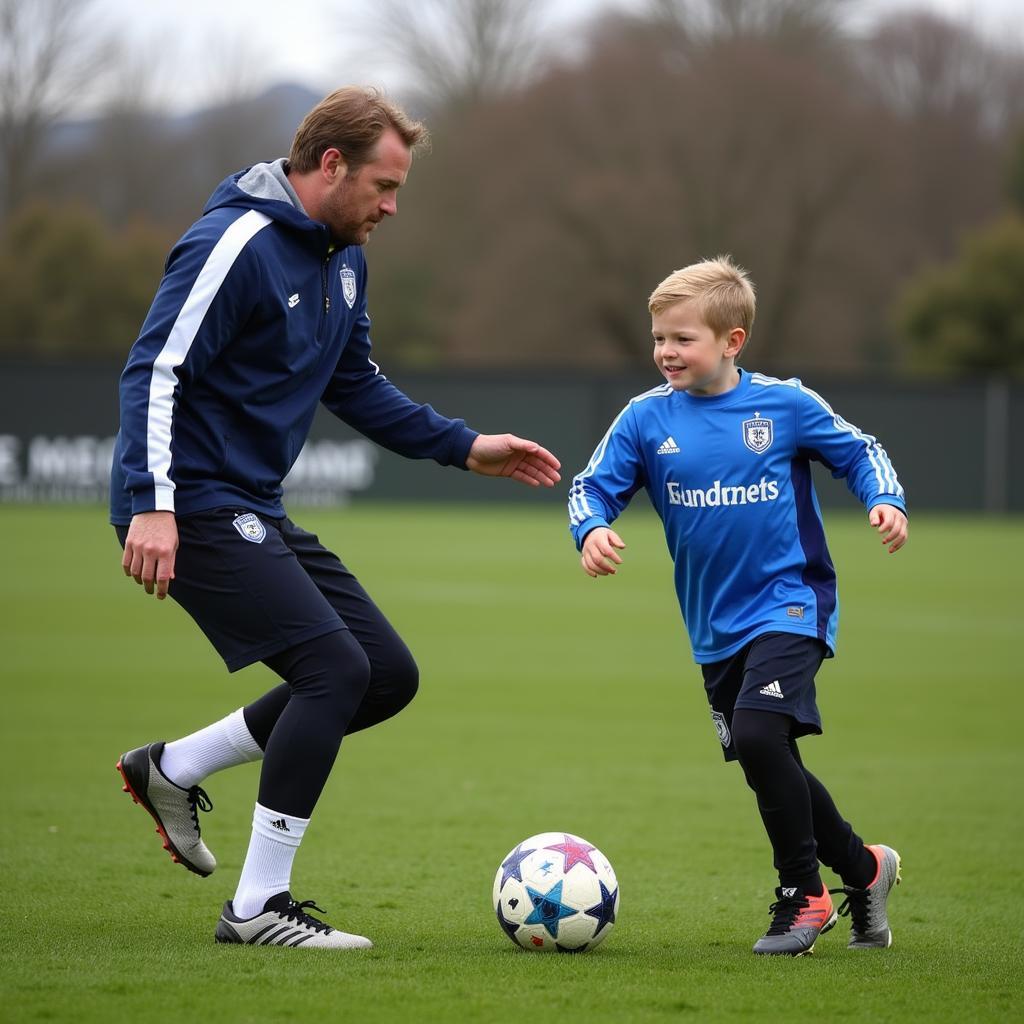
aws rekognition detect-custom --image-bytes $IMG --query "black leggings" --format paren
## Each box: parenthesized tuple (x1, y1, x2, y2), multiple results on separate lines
(731, 708, 873, 891)
(242, 627, 418, 817)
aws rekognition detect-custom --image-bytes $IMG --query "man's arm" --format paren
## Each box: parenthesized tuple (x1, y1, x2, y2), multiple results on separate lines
(321, 272, 558, 484)
(118, 216, 267, 517)
(116, 215, 265, 597)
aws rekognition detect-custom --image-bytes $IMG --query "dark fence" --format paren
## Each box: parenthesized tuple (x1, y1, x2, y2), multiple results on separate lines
(1, 361, 1021, 512)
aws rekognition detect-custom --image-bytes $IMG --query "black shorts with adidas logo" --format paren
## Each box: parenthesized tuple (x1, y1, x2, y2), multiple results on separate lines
(700, 632, 826, 762)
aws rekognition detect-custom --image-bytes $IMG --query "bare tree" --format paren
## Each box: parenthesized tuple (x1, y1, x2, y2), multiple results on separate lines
(0, 0, 113, 217)
(646, 0, 851, 48)
(352, 0, 549, 113)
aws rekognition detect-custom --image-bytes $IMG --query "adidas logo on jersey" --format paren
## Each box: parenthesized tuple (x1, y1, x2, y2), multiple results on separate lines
(759, 680, 784, 699)
(657, 436, 680, 455)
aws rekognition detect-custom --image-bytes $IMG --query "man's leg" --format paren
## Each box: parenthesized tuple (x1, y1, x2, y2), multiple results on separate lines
(117, 709, 263, 876)
(228, 630, 370, 920)
(115, 510, 356, 884)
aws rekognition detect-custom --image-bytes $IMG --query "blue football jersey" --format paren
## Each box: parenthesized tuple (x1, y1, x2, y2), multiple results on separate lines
(568, 370, 906, 663)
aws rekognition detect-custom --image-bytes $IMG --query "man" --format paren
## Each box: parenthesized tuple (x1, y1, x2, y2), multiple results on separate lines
(111, 87, 561, 950)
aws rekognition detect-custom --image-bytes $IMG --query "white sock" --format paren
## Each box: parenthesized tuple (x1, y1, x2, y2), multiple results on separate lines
(159, 708, 263, 789)
(232, 803, 310, 919)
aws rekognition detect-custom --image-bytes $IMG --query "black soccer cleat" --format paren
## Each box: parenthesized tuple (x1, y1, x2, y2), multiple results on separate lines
(117, 741, 216, 876)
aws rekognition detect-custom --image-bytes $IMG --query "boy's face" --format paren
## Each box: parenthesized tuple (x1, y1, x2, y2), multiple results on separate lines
(651, 300, 745, 395)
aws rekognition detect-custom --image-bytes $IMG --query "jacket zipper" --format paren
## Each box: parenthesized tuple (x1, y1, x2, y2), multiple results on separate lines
(319, 247, 333, 337)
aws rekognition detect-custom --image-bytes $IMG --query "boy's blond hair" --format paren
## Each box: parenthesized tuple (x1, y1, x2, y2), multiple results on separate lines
(648, 255, 756, 339)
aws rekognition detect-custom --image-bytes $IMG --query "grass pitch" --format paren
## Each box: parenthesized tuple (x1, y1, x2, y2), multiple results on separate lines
(1, 503, 1021, 1023)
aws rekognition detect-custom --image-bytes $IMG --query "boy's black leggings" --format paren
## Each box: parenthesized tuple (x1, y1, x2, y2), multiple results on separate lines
(731, 708, 876, 893)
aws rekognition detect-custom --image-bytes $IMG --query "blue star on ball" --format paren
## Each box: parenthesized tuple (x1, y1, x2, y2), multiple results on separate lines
(584, 880, 618, 937)
(524, 880, 579, 939)
(499, 843, 536, 887)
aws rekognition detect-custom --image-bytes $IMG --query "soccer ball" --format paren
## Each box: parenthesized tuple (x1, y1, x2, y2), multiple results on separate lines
(492, 832, 619, 952)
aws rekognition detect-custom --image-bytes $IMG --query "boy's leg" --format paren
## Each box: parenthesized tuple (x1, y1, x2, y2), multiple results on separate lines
(790, 742, 876, 888)
(731, 710, 821, 894)
(704, 633, 836, 955)
(792, 743, 902, 948)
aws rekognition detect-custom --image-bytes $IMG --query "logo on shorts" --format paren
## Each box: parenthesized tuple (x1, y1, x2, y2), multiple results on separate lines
(232, 513, 266, 544)
(340, 265, 357, 309)
(711, 710, 731, 747)
(759, 680, 784, 699)
(742, 414, 773, 454)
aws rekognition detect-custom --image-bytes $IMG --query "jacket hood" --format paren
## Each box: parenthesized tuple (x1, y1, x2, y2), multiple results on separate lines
(203, 159, 325, 235)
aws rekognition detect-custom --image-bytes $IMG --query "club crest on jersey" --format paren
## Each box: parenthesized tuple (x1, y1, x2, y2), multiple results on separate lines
(711, 710, 731, 747)
(340, 266, 357, 309)
(232, 513, 266, 544)
(742, 415, 773, 454)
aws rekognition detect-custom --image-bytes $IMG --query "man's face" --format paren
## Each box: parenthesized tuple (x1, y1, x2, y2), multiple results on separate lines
(651, 300, 743, 395)
(321, 127, 412, 246)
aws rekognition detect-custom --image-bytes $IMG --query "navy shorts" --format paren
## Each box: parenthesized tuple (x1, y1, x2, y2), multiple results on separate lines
(700, 632, 826, 762)
(116, 508, 385, 672)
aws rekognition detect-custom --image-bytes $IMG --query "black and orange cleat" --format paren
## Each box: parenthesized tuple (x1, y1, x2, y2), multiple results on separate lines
(116, 741, 216, 877)
(752, 886, 837, 956)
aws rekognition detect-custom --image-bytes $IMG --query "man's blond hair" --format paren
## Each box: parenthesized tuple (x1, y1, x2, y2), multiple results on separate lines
(289, 86, 429, 174)
(648, 255, 756, 338)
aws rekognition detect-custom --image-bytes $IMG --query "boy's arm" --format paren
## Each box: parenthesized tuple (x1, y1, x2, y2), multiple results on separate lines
(794, 383, 908, 552)
(568, 405, 645, 573)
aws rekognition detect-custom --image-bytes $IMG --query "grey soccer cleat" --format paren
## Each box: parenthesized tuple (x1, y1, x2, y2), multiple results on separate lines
(116, 741, 216, 876)
(752, 887, 838, 956)
(215, 892, 373, 949)
(835, 844, 902, 949)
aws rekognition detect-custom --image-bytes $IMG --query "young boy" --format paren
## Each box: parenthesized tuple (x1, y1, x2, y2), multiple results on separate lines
(568, 256, 906, 956)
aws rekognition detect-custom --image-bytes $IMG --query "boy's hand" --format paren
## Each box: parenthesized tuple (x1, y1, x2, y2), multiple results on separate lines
(581, 527, 626, 577)
(869, 504, 907, 554)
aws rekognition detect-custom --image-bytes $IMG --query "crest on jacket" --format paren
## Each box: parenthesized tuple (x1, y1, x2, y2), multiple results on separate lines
(742, 415, 773, 454)
(232, 513, 266, 544)
(340, 266, 357, 309)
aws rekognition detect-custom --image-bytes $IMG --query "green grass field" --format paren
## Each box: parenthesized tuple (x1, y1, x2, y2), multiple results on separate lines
(1, 504, 1021, 1023)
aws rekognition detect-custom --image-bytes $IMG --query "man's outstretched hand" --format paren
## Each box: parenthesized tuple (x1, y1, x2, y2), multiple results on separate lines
(466, 434, 561, 487)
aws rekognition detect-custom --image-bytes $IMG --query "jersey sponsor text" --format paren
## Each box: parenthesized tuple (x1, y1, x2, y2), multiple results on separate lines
(665, 476, 780, 508)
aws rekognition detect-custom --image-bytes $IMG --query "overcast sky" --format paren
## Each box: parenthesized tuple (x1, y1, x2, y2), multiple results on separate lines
(85, 0, 1023, 115)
